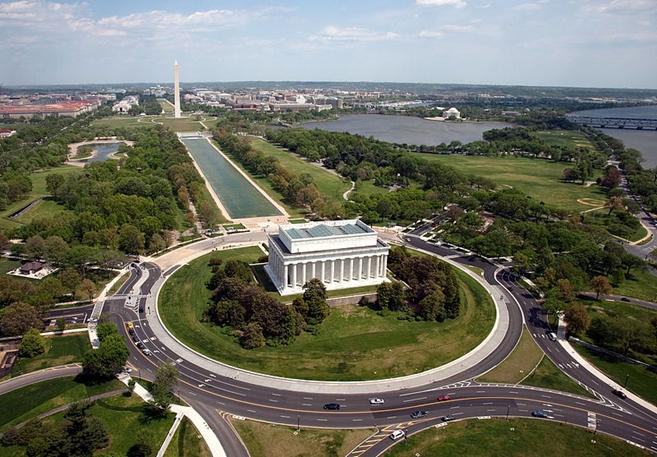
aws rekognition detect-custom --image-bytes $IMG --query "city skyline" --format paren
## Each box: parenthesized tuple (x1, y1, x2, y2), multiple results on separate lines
(1, 0, 656, 89)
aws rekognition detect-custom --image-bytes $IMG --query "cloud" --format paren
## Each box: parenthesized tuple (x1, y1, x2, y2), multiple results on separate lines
(419, 24, 474, 38)
(311, 26, 398, 43)
(513, 0, 549, 12)
(588, 0, 657, 13)
(416, 0, 467, 8)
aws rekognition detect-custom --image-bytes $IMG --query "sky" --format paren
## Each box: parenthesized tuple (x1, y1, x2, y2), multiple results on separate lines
(1, 0, 656, 88)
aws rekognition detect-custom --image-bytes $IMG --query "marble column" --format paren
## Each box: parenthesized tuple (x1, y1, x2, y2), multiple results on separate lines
(283, 262, 288, 287)
(291, 263, 296, 287)
(340, 259, 344, 282)
(366, 256, 372, 278)
(301, 262, 306, 286)
(321, 261, 326, 283)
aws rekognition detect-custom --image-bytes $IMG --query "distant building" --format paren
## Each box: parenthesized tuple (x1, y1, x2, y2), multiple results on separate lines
(0, 128, 17, 138)
(443, 107, 461, 119)
(265, 220, 389, 296)
(20, 261, 44, 275)
(0, 100, 99, 119)
(112, 96, 139, 114)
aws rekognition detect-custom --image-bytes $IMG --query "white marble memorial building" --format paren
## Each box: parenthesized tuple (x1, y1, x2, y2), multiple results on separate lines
(265, 219, 389, 295)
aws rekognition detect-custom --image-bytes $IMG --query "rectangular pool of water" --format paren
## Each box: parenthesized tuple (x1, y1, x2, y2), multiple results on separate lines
(181, 137, 282, 219)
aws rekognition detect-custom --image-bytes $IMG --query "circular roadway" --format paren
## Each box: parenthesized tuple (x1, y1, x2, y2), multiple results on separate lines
(103, 231, 657, 456)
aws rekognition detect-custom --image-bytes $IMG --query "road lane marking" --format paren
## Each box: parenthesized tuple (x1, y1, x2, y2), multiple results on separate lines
(403, 397, 427, 403)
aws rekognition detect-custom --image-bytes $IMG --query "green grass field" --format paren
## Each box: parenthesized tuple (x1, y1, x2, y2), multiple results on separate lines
(613, 269, 657, 302)
(0, 376, 123, 431)
(163, 417, 211, 457)
(9, 334, 90, 377)
(581, 208, 648, 243)
(411, 153, 606, 213)
(158, 98, 174, 114)
(479, 327, 544, 384)
(385, 418, 648, 457)
(231, 419, 374, 457)
(0, 166, 83, 230)
(573, 346, 657, 406)
(92, 116, 206, 132)
(0, 258, 20, 274)
(523, 356, 590, 397)
(158, 247, 495, 380)
(249, 137, 351, 210)
(534, 130, 595, 150)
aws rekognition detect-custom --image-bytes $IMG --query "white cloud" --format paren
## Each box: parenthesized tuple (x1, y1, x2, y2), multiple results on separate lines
(416, 0, 467, 8)
(513, 0, 549, 11)
(589, 0, 657, 13)
(311, 26, 398, 43)
(419, 24, 474, 38)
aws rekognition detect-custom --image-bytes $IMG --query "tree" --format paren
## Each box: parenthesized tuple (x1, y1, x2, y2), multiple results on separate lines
(240, 322, 265, 349)
(43, 236, 69, 263)
(127, 443, 154, 457)
(564, 303, 590, 336)
(557, 278, 575, 302)
(607, 195, 625, 216)
(63, 401, 109, 457)
(0, 302, 40, 336)
(417, 288, 446, 321)
(82, 333, 129, 379)
(150, 363, 179, 411)
(591, 275, 612, 300)
(56, 318, 66, 333)
(127, 378, 136, 396)
(75, 278, 97, 301)
(96, 322, 118, 342)
(302, 279, 329, 325)
(119, 223, 145, 254)
(19, 328, 47, 357)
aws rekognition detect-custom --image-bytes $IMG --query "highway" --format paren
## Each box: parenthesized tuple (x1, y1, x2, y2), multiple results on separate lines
(94, 232, 657, 456)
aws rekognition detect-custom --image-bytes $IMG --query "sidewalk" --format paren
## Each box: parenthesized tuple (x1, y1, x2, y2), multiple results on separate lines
(144, 239, 511, 394)
(557, 317, 657, 416)
(117, 375, 227, 457)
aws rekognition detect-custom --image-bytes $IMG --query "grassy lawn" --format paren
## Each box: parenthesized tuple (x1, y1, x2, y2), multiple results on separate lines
(613, 268, 657, 302)
(249, 137, 351, 209)
(107, 271, 129, 296)
(0, 165, 83, 230)
(385, 418, 648, 457)
(581, 208, 648, 242)
(158, 247, 495, 380)
(534, 130, 595, 150)
(231, 418, 374, 457)
(0, 258, 20, 274)
(159, 98, 174, 114)
(523, 356, 591, 397)
(92, 116, 205, 132)
(0, 376, 123, 431)
(478, 327, 543, 384)
(14, 198, 73, 224)
(164, 417, 211, 457)
(9, 334, 90, 377)
(574, 345, 657, 405)
(411, 153, 606, 213)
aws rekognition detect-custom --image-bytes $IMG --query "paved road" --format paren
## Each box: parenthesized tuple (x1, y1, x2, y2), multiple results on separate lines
(577, 292, 657, 311)
(99, 234, 657, 455)
(0, 364, 82, 396)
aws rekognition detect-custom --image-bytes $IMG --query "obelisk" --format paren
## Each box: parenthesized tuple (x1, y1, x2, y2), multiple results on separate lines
(173, 60, 181, 118)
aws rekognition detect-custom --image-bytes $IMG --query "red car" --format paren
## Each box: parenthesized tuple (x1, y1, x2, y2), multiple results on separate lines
(437, 395, 451, 401)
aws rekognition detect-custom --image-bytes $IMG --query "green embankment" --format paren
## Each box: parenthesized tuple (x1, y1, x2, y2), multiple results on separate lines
(158, 247, 495, 381)
(384, 418, 649, 457)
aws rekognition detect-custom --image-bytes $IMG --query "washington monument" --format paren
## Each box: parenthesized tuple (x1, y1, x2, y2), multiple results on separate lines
(173, 60, 181, 118)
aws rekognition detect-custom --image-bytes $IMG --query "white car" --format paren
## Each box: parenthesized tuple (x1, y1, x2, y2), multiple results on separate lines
(369, 398, 385, 405)
(390, 430, 406, 441)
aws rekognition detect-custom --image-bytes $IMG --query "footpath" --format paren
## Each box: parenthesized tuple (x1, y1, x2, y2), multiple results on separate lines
(117, 374, 227, 457)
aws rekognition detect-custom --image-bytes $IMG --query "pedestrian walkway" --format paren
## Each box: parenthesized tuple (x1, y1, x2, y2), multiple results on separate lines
(117, 375, 227, 457)
(558, 317, 657, 416)
(144, 239, 511, 394)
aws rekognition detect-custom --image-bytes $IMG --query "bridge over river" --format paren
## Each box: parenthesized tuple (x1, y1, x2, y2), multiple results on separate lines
(567, 115, 657, 130)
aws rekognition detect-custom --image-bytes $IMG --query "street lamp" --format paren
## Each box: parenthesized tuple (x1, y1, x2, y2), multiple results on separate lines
(624, 374, 629, 389)
(506, 404, 510, 420)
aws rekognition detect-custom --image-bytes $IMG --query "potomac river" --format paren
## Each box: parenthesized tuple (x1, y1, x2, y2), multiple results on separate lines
(302, 114, 510, 146)
(570, 105, 657, 168)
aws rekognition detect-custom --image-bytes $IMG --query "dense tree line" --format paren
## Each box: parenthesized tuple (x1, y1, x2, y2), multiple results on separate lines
(214, 130, 342, 218)
(12, 126, 205, 254)
(374, 247, 461, 321)
(205, 257, 329, 348)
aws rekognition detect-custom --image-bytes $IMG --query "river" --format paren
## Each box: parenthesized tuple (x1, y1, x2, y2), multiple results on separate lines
(570, 105, 657, 168)
(302, 114, 510, 145)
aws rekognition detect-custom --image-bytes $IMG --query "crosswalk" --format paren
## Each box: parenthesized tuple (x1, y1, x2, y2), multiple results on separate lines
(346, 424, 411, 457)
(587, 412, 597, 431)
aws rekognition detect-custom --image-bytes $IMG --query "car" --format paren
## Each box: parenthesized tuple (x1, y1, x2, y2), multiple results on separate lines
(612, 389, 627, 399)
(437, 395, 451, 401)
(410, 410, 427, 419)
(123, 367, 133, 374)
(547, 332, 557, 341)
(142, 348, 152, 356)
(389, 430, 406, 441)
(532, 409, 549, 418)
(136, 341, 144, 349)
(132, 335, 139, 343)
(323, 403, 340, 410)
(138, 305, 145, 313)
(620, 297, 631, 302)
(441, 414, 455, 422)
(369, 398, 385, 405)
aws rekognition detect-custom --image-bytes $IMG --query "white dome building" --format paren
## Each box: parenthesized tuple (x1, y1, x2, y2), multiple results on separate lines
(444, 107, 461, 119)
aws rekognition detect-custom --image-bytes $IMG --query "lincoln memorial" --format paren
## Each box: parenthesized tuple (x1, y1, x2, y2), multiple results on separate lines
(265, 219, 390, 295)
